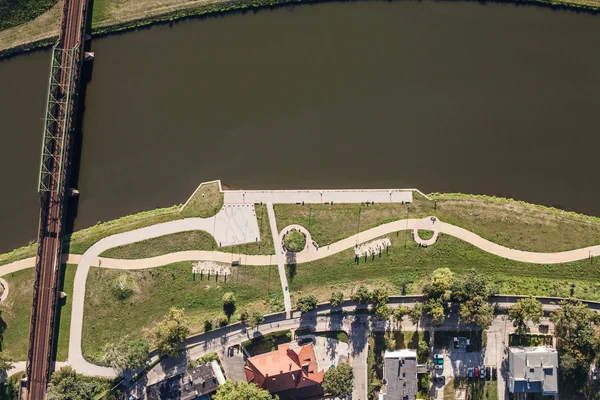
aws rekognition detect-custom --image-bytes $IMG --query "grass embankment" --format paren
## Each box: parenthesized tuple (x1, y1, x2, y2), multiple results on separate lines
(0, 0, 58, 31)
(180, 181, 224, 218)
(296, 328, 349, 343)
(284, 234, 600, 302)
(1, 265, 76, 361)
(275, 193, 600, 253)
(418, 229, 434, 240)
(82, 261, 280, 362)
(2, 0, 600, 58)
(100, 204, 274, 258)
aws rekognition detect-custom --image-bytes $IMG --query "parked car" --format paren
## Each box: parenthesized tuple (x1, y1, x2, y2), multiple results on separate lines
(433, 354, 444, 365)
(480, 366, 485, 379)
(433, 375, 446, 385)
(434, 364, 443, 372)
(492, 366, 498, 380)
(486, 366, 491, 379)
(468, 367, 474, 378)
(474, 366, 479, 377)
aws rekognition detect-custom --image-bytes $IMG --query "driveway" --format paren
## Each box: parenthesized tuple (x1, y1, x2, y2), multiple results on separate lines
(349, 317, 369, 400)
(309, 336, 349, 371)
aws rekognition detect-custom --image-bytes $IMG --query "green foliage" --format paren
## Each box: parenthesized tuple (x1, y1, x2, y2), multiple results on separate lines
(188, 352, 219, 370)
(451, 269, 491, 302)
(213, 380, 277, 400)
(508, 296, 543, 336)
(283, 230, 306, 253)
(47, 366, 108, 400)
(180, 182, 224, 218)
(204, 319, 213, 332)
(242, 330, 291, 356)
(0, 352, 14, 372)
(148, 308, 190, 357)
(394, 305, 409, 323)
(239, 309, 249, 323)
(296, 295, 318, 313)
(102, 337, 149, 372)
(409, 303, 423, 326)
(418, 372, 430, 394)
(424, 298, 445, 326)
(0, 0, 57, 31)
(222, 292, 236, 306)
(375, 305, 393, 321)
(417, 340, 430, 364)
(323, 363, 354, 398)
(372, 288, 389, 308)
(268, 291, 285, 313)
(248, 311, 265, 329)
(459, 295, 494, 329)
(351, 285, 372, 304)
(330, 291, 344, 307)
(423, 268, 454, 301)
(217, 315, 228, 327)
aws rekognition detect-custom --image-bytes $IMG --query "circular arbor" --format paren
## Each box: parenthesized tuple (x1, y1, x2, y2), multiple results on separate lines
(283, 229, 307, 252)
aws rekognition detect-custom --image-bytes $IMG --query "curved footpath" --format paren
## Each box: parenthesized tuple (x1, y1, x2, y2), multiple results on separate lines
(4, 215, 600, 378)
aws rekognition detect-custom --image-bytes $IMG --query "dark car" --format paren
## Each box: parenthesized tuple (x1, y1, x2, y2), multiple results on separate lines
(486, 366, 491, 379)
(434, 375, 446, 385)
(492, 366, 498, 380)
(474, 366, 479, 377)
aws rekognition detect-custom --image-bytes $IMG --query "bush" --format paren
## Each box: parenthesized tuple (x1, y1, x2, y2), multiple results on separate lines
(330, 291, 344, 307)
(351, 286, 372, 304)
(296, 295, 318, 313)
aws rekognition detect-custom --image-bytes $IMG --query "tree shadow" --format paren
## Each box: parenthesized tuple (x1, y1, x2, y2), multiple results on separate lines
(286, 263, 296, 283)
(224, 303, 236, 320)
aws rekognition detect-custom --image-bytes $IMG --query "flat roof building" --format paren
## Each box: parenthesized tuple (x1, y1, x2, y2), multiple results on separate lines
(507, 346, 558, 396)
(379, 349, 418, 400)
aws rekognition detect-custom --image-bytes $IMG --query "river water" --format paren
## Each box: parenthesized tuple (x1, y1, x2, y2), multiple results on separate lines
(0, 1, 599, 253)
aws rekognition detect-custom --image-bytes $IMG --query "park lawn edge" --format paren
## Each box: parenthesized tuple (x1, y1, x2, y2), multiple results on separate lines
(0, 0, 599, 59)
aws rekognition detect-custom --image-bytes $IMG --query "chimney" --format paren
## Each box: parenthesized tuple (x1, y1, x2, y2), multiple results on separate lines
(289, 363, 292, 371)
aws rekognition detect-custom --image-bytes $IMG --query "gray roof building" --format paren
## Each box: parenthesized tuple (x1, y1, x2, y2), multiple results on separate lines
(507, 346, 558, 396)
(145, 360, 226, 400)
(379, 349, 418, 400)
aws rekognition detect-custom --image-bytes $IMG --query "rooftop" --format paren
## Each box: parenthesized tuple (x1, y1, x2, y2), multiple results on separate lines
(508, 346, 558, 395)
(145, 361, 224, 400)
(379, 349, 418, 400)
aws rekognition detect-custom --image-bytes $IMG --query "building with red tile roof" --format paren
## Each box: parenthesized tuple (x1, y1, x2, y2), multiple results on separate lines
(244, 342, 324, 398)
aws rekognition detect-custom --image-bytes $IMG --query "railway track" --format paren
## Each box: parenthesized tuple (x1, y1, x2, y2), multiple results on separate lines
(24, 0, 88, 398)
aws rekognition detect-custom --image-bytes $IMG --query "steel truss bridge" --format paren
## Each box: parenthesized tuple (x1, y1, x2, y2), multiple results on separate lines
(24, 0, 90, 398)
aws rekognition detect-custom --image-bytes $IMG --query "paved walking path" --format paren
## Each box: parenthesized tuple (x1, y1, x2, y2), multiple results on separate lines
(266, 203, 292, 316)
(224, 188, 414, 204)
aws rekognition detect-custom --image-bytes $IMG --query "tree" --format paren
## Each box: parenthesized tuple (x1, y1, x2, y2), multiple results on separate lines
(417, 340, 430, 364)
(47, 367, 94, 400)
(351, 285, 372, 304)
(551, 300, 598, 365)
(394, 305, 409, 325)
(423, 268, 454, 301)
(239, 309, 249, 323)
(102, 337, 149, 372)
(223, 292, 237, 318)
(213, 380, 277, 400)
(222, 292, 236, 306)
(297, 295, 318, 313)
(147, 307, 190, 357)
(451, 269, 491, 303)
(508, 296, 543, 336)
(424, 299, 445, 326)
(322, 363, 354, 398)
(459, 295, 494, 329)
(372, 288, 389, 308)
(330, 291, 344, 307)
(204, 319, 213, 332)
(409, 303, 423, 327)
(248, 311, 265, 329)
(375, 305, 393, 321)
(0, 351, 14, 372)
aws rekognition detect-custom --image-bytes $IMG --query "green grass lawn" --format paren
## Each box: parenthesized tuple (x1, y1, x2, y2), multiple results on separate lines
(82, 262, 279, 362)
(284, 233, 600, 302)
(418, 230, 434, 240)
(0, 0, 58, 31)
(274, 193, 600, 253)
(1, 264, 75, 361)
(283, 229, 306, 252)
(242, 330, 291, 356)
(444, 377, 498, 400)
(100, 204, 275, 259)
(180, 181, 224, 218)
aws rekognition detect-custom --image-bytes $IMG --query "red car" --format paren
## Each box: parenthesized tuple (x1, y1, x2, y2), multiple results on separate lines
(474, 366, 479, 377)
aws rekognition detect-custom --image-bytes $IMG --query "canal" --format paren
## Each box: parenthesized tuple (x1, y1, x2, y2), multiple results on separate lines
(0, 0, 599, 253)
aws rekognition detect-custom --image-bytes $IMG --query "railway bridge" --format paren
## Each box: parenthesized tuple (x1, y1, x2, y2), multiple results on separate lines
(23, 0, 91, 398)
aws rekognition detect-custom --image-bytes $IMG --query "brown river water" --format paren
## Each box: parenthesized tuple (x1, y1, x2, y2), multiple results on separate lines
(0, 0, 599, 253)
